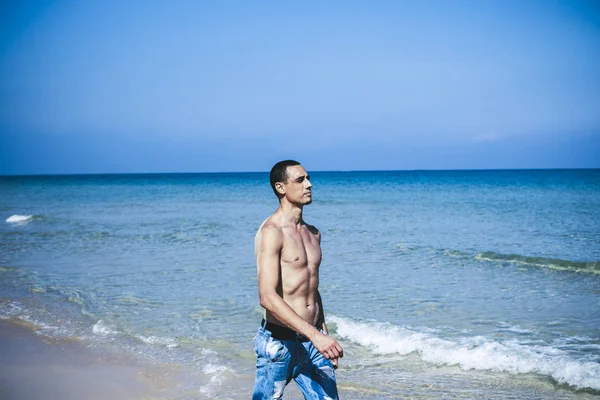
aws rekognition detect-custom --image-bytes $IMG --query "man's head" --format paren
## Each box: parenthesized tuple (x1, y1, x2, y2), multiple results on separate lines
(270, 160, 313, 205)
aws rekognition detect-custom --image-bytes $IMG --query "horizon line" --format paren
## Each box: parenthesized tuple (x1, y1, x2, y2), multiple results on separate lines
(1, 166, 599, 178)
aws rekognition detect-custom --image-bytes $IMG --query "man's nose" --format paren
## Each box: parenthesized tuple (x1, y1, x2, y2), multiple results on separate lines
(305, 179, 312, 189)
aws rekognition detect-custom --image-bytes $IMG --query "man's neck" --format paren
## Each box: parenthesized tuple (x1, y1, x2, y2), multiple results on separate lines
(278, 201, 303, 226)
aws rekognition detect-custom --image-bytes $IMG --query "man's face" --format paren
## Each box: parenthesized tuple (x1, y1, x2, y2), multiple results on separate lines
(281, 165, 312, 205)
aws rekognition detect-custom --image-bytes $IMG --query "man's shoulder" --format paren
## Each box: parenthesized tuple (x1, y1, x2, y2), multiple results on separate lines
(256, 218, 284, 240)
(255, 220, 284, 254)
(260, 221, 283, 234)
(304, 222, 320, 236)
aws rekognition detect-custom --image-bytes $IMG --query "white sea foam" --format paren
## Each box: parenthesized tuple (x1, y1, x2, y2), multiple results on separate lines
(198, 363, 234, 397)
(496, 323, 533, 334)
(196, 345, 237, 398)
(92, 320, 118, 336)
(329, 315, 600, 390)
(0, 301, 71, 337)
(137, 334, 179, 348)
(202, 363, 229, 375)
(5, 214, 33, 224)
(0, 300, 24, 319)
(507, 326, 533, 334)
(201, 348, 219, 357)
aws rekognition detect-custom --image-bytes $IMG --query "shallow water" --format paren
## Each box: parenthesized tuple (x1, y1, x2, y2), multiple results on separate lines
(1, 170, 599, 398)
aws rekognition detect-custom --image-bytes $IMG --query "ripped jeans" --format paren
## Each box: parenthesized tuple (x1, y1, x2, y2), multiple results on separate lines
(252, 325, 339, 400)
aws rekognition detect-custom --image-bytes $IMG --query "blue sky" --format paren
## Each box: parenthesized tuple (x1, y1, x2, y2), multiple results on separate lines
(1, 0, 599, 174)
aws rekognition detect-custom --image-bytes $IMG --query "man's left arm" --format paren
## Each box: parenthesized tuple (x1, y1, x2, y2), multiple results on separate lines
(317, 289, 339, 368)
(315, 227, 339, 368)
(317, 290, 328, 334)
(315, 226, 328, 334)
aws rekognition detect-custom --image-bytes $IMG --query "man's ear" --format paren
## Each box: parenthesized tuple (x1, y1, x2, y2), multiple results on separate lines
(275, 182, 285, 195)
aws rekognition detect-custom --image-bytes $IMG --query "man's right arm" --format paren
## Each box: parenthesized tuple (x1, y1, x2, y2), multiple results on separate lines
(257, 225, 343, 361)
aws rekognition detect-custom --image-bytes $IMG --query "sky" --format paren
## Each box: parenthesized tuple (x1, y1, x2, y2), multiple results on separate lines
(0, 0, 599, 174)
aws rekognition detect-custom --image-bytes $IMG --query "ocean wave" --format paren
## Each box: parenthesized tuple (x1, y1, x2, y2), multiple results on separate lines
(116, 294, 167, 308)
(474, 251, 600, 274)
(329, 316, 600, 390)
(495, 323, 533, 334)
(443, 248, 600, 275)
(5, 214, 34, 224)
(59, 289, 96, 319)
(92, 319, 119, 336)
(197, 349, 236, 398)
(0, 300, 24, 319)
(0, 300, 74, 337)
(0, 265, 17, 274)
(91, 318, 179, 348)
(137, 334, 179, 348)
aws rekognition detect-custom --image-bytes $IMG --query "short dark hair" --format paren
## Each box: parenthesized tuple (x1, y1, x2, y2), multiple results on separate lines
(270, 160, 301, 197)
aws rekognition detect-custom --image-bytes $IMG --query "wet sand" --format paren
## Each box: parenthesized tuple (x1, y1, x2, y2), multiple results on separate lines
(0, 319, 175, 400)
(0, 318, 321, 400)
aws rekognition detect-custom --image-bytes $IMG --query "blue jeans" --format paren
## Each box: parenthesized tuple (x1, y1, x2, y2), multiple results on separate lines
(252, 325, 339, 400)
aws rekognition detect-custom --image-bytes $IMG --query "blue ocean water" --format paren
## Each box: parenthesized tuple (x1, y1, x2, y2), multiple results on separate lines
(1, 170, 599, 399)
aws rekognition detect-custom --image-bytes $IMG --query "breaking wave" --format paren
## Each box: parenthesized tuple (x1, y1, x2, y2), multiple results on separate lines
(444, 249, 600, 275)
(5, 214, 35, 224)
(474, 251, 600, 274)
(329, 315, 600, 391)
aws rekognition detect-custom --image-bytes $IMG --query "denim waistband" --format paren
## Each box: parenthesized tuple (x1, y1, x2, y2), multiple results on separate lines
(261, 319, 310, 342)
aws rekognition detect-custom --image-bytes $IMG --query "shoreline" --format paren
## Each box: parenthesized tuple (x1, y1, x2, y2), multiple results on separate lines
(1, 315, 597, 399)
(0, 318, 180, 400)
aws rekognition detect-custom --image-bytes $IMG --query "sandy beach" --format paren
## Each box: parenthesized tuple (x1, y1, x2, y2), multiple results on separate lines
(0, 319, 179, 400)
(0, 317, 319, 400)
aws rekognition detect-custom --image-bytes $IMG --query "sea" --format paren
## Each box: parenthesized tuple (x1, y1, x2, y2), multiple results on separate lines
(1, 169, 599, 399)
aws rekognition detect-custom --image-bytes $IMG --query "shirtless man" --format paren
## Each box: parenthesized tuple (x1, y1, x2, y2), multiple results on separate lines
(252, 160, 343, 400)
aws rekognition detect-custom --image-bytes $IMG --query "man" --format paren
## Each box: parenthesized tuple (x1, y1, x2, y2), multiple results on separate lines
(252, 160, 343, 400)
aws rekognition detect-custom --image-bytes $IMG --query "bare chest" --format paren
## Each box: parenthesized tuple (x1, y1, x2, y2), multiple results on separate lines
(280, 228, 322, 269)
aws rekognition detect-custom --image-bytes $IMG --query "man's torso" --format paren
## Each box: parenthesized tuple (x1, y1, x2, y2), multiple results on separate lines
(256, 216, 322, 327)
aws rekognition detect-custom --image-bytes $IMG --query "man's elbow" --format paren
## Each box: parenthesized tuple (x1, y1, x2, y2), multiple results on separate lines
(259, 291, 278, 311)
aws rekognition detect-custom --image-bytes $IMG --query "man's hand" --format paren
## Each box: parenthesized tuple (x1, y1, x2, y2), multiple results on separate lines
(311, 331, 343, 362)
(331, 357, 339, 369)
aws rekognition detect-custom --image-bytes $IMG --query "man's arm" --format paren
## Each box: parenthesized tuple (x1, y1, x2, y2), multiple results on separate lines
(314, 227, 327, 334)
(316, 290, 339, 368)
(316, 290, 328, 334)
(257, 225, 343, 361)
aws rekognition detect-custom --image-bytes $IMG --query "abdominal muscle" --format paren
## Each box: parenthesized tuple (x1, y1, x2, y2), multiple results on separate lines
(266, 265, 321, 328)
